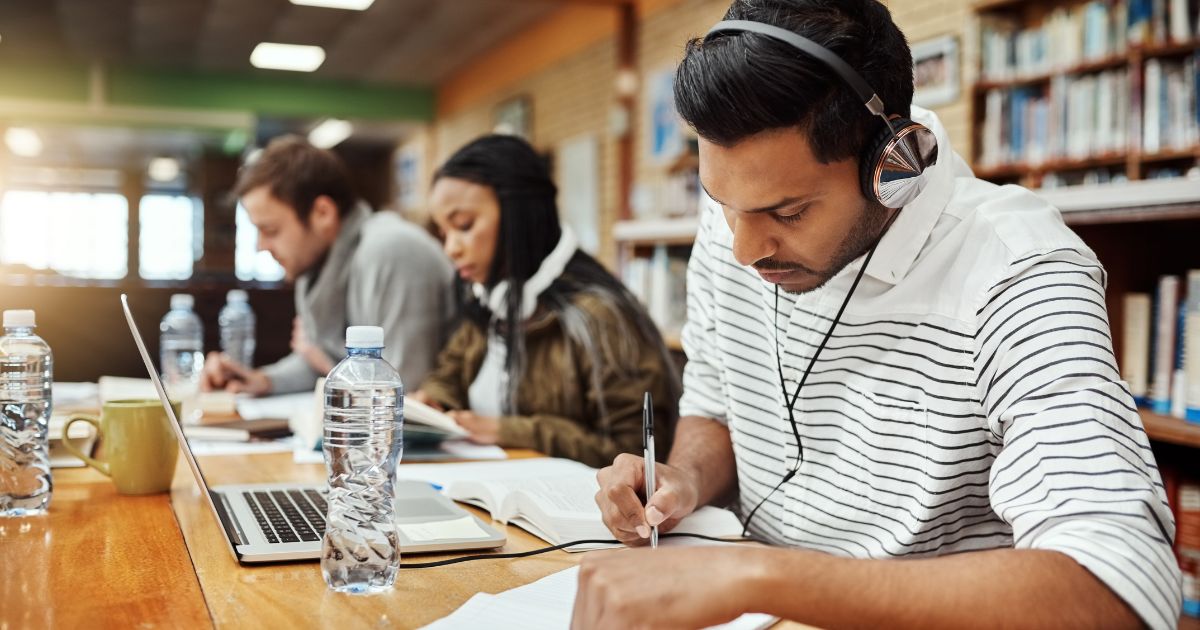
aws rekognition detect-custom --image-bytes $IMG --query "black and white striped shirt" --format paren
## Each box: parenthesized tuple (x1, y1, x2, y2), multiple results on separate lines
(678, 108, 1182, 629)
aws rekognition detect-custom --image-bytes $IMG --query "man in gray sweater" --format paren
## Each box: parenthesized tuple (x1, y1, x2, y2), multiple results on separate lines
(202, 136, 456, 394)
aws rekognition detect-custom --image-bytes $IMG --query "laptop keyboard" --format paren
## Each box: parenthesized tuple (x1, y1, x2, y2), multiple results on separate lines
(244, 489, 327, 544)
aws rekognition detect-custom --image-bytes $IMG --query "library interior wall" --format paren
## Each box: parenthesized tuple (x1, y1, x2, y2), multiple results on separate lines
(412, 0, 975, 262)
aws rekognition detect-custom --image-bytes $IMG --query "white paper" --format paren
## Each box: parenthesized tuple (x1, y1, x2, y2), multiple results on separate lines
(236, 392, 313, 421)
(421, 543, 777, 630)
(187, 437, 295, 456)
(291, 440, 508, 465)
(394, 458, 594, 488)
(98, 376, 157, 403)
(52, 382, 99, 409)
(398, 515, 493, 543)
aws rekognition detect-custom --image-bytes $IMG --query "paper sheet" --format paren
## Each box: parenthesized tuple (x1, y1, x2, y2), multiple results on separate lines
(420, 543, 778, 630)
(292, 440, 508, 465)
(235, 392, 314, 420)
(188, 437, 295, 456)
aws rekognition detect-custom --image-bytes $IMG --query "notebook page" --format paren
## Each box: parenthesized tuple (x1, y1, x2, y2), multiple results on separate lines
(421, 540, 778, 630)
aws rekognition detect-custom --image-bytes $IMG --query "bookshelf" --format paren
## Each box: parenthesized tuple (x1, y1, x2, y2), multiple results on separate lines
(971, 0, 1200, 190)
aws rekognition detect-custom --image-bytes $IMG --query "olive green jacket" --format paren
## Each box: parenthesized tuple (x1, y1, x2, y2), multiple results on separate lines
(420, 293, 676, 468)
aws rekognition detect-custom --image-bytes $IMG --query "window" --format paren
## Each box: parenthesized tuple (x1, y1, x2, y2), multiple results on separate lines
(0, 190, 128, 279)
(139, 194, 202, 280)
(235, 203, 285, 282)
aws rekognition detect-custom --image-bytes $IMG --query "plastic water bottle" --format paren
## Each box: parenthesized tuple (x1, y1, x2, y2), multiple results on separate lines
(321, 326, 404, 593)
(218, 289, 256, 367)
(159, 294, 204, 423)
(0, 309, 53, 516)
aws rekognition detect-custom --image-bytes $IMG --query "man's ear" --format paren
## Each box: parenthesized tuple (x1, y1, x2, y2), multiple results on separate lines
(308, 195, 341, 238)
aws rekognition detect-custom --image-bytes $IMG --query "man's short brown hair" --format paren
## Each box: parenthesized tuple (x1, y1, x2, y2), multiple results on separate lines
(235, 135, 358, 221)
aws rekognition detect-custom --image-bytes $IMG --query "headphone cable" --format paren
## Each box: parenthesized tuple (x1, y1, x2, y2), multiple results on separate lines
(397, 532, 736, 569)
(740, 208, 901, 537)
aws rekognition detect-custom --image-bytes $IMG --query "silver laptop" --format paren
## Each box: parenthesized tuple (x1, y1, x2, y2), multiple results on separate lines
(120, 294, 506, 564)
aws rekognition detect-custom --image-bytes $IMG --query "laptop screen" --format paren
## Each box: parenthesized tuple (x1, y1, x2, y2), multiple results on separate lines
(119, 294, 224, 520)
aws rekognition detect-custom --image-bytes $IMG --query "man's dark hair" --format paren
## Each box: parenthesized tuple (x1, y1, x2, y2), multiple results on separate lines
(235, 135, 358, 220)
(674, 0, 913, 163)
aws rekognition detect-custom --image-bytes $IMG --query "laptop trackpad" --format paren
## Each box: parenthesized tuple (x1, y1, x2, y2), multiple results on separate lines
(396, 497, 461, 522)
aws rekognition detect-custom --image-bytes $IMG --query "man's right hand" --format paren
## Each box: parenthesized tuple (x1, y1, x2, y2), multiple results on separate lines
(201, 352, 271, 396)
(594, 453, 700, 546)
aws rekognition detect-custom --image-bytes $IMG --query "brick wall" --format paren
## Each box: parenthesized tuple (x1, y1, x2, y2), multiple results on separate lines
(430, 38, 619, 258)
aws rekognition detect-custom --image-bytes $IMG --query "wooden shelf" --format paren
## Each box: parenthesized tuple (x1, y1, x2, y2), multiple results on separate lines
(1140, 38, 1200, 58)
(973, 153, 1127, 179)
(1141, 146, 1200, 163)
(1140, 409, 1200, 449)
(974, 55, 1127, 92)
(1180, 614, 1200, 630)
(613, 216, 699, 246)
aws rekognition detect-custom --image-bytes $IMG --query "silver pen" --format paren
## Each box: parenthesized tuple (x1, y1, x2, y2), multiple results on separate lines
(642, 392, 658, 549)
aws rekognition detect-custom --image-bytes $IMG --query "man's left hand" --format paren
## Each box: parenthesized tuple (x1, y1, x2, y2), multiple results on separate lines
(448, 410, 501, 444)
(572, 546, 755, 629)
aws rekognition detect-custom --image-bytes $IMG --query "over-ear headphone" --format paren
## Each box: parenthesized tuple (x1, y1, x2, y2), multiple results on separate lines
(704, 20, 938, 209)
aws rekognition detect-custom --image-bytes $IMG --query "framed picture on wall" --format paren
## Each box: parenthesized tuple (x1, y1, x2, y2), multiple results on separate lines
(494, 95, 532, 140)
(911, 35, 960, 108)
(644, 65, 686, 165)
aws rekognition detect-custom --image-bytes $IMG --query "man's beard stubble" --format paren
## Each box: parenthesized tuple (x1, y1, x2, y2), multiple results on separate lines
(776, 199, 894, 295)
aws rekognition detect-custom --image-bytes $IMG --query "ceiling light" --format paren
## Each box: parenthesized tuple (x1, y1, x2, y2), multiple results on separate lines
(148, 157, 180, 182)
(308, 119, 353, 149)
(249, 43, 325, 72)
(5, 127, 43, 157)
(289, 0, 374, 9)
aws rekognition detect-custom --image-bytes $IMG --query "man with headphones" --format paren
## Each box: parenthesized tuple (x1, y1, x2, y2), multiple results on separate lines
(583, 1, 1180, 628)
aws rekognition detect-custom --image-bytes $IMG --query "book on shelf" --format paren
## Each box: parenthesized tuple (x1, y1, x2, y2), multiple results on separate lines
(1124, 271, 1200, 421)
(980, 0, 1197, 82)
(622, 244, 690, 341)
(979, 69, 1131, 168)
(1143, 53, 1200, 153)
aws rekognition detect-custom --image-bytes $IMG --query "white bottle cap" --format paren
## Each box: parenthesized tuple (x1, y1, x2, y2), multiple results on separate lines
(345, 326, 384, 349)
(170, 294, 194, 310)
(3, 309, 35, 328)
(226, 289, 248, 303)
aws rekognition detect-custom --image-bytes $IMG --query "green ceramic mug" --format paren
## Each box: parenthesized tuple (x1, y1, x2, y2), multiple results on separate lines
(62, 399, 181, 495)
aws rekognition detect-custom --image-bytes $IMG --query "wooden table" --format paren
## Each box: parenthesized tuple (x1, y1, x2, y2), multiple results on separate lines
(0, 450, 593, 629)
(172, 450, 580, 629)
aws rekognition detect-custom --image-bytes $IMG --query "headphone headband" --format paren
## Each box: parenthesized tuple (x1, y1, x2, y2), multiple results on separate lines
(705, 20, 885, 117)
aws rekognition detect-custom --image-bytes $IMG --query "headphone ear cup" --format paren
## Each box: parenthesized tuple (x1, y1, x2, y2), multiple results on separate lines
(859, 117, 938, 209)
(859, 121, 904, 204)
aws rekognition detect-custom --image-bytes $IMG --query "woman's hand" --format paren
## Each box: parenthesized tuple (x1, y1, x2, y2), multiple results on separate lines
(447, 410, 501, 444)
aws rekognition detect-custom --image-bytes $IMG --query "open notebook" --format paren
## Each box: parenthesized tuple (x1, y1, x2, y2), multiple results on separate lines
(397, 458, 744, 552)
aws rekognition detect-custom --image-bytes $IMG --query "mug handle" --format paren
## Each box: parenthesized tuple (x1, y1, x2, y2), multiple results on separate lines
(62, 415, 109, 477)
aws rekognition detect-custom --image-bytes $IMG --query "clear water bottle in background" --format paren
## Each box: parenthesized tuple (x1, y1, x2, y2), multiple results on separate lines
(159, 294, 204, 423)
(322, 326, 404, 594)
(0, 309, 53, 516)
(218, 289, 256, 367)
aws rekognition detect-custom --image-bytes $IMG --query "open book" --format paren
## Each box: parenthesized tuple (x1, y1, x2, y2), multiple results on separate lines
(405, 398, 470, 439)
(431, 460, 743, 552)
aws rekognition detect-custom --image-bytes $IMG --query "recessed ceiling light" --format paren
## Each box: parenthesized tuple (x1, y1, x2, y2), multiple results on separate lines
(308, 119, 353, 149)
(5, 127, 43, 157)
(148, 157, 181, 182)
(249, 43, 326, 72)
(289, 0, 374, 9)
